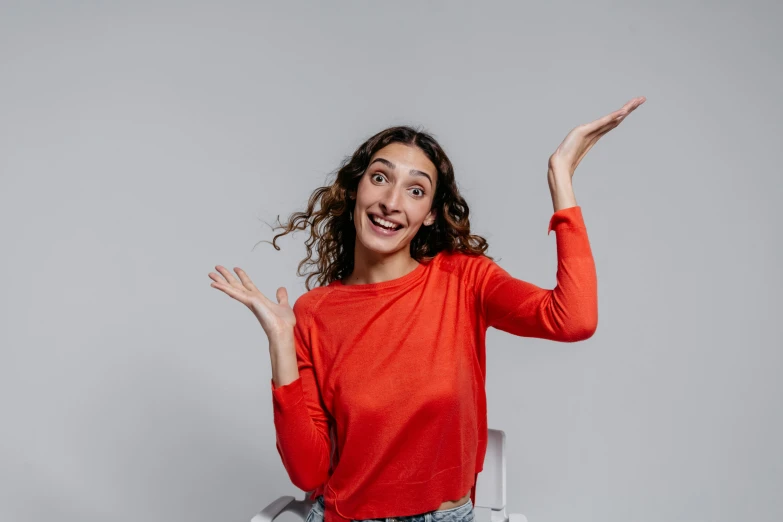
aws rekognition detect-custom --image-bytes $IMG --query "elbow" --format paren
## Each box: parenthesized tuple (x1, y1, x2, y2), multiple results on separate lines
(578, 323, 597, 341)
(294, 475, 328, 494)
(562, 316, 597, 342)
(277, 441, 330, 493)
(571, 301, 598, 341)
(287, 465, 330, 493)
(548, 291, 598, 342)
(576, 316, 598, 341)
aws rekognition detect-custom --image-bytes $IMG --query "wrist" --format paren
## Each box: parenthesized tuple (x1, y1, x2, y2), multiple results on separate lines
(547, 168, 577, 212)
(268, 330, 295, 350)
(547, 166, 573, 187)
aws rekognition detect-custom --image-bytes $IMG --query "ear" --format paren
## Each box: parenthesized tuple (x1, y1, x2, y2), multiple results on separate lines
(424, 209, 437, 226)
(347, 190, 356, 200)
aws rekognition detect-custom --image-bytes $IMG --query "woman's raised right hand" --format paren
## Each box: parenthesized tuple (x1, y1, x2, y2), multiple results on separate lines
(209, 265, 295, 339)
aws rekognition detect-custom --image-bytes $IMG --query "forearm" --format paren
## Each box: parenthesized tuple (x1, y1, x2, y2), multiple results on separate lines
(547, 167, 577, 212)
(269, 332, 299, 388)
(268, 327, 331, 492)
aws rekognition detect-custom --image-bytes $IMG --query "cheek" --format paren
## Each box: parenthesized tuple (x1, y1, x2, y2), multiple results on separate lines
(416, 205, 434, 222)
(354, 179, 377, 204)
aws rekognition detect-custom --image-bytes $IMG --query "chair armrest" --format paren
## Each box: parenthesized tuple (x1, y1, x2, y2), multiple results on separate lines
(250, 495, 314, 522)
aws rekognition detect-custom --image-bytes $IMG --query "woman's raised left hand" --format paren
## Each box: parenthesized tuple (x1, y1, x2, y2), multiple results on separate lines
(548, 96, 646, 178)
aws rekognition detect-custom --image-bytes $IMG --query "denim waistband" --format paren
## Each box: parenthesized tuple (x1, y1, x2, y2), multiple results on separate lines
(307, 495, 475, 522)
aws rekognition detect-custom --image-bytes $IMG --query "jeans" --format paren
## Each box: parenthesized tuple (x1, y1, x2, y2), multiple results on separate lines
(305, 495, 475, 522)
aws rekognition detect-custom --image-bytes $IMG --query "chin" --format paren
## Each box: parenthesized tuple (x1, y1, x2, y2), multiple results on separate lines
(358, 234, 406, 255)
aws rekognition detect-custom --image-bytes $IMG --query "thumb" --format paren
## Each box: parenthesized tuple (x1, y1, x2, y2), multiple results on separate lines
(276, 287, 289, 306)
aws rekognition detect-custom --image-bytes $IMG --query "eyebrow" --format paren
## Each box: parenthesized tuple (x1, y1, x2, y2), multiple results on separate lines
(369, 157, 433, 188)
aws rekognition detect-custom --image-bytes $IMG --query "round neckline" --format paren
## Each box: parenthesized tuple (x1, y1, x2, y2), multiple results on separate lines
(331, 257, 432, 292)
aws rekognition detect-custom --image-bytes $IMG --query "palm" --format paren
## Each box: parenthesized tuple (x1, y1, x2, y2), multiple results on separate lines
(209, 265, 295, 337)
(549, 96, 646, 175)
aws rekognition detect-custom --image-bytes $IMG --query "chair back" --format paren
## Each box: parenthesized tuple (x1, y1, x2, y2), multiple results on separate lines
(474, 429, 507, 522)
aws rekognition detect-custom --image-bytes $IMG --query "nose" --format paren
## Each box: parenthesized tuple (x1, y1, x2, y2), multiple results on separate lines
(379, 185, 402, 214)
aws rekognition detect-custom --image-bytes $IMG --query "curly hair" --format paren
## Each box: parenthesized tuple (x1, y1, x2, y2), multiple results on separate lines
(258, 125, 493, 290)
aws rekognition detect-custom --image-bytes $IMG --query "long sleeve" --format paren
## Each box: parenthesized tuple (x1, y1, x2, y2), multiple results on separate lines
(475, 205, 598, 342)
(270, 299, 332, 492)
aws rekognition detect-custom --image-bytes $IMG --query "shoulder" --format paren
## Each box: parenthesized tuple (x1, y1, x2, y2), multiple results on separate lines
(435, 249, 495, 269)
(432, 249, 499, 281)
(291, 285, 334, 319)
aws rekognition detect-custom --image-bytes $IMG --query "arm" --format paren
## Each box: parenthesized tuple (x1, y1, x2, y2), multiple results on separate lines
(207, 268, 330, 490)
(269, 301, 332, 491)
(476, 204, 598, 342)
(473, 91, 645, 341)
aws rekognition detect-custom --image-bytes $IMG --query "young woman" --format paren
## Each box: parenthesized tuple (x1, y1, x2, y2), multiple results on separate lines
(209, 96, 645, 522)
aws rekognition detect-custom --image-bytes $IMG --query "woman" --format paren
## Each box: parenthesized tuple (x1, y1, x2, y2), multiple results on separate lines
(209, 96, 645, 522)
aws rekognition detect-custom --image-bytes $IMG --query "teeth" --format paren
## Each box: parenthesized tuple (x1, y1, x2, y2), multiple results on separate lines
(370, 215, 400, 230)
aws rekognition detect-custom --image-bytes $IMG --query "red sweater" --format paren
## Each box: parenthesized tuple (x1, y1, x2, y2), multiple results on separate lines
(270, 205, 597, 522)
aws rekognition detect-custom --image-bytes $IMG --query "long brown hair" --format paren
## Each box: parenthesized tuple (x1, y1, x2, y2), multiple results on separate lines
(258, 126, 492, 290)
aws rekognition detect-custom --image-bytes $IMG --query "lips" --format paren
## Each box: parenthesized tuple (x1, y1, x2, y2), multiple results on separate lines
(368, 213, 403, 230)
(367, 213, 403, 235)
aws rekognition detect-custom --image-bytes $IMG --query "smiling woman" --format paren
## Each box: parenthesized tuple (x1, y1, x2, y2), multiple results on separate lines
(209, 100, 644, 521)
(262, 126, 493, 291)
(346, 142, 443, 284)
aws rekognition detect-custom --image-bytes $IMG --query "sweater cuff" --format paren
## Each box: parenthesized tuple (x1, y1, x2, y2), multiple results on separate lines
(270, 377, 304, 409)
(547, 205, 586, 235)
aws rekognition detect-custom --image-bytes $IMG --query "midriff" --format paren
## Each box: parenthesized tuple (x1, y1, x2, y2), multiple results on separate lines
(436, 492, 471, 511)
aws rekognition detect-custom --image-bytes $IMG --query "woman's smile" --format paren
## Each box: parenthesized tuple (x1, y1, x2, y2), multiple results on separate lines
(367, 212, 404, 236)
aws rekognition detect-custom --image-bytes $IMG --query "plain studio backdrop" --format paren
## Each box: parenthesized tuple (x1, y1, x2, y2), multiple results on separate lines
(1, 1, 780, 521)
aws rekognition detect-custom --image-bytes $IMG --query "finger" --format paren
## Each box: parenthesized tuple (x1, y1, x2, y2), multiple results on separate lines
(211, 267, 267, 303)
(210, 281, 250, 305)
(614, 97, 645, 120)
(208, 271, 237, 284)
(590, 106, 635, 136)
(234, 267, 276, 308)
(582, 110, 624, 135)
(587, 97, 645, 133)
(276, 287, 289, 306)
(619, 96, 645, 112)
(214, 265, 242, 286)
(628, 96, 646, 107)
(234, 267, 260, 292)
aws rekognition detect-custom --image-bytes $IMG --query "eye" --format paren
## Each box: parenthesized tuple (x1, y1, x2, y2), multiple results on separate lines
(411, 187, 425, 197)
(371, 173, 386, 183)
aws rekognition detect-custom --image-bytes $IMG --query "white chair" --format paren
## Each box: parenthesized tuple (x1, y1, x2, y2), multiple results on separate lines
(251, 428, 529, 522)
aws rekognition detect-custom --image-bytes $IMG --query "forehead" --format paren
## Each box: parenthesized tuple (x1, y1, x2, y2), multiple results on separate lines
(370, 143, 437, 177)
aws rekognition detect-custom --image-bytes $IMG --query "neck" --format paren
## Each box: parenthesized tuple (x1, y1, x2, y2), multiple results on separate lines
(343, 244, 420, 286)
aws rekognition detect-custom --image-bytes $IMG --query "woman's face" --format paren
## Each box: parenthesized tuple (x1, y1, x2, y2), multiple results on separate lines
(352, 142, 438, 257)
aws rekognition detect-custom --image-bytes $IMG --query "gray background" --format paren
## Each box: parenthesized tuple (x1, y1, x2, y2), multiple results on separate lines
(1, 1, 781, 521)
